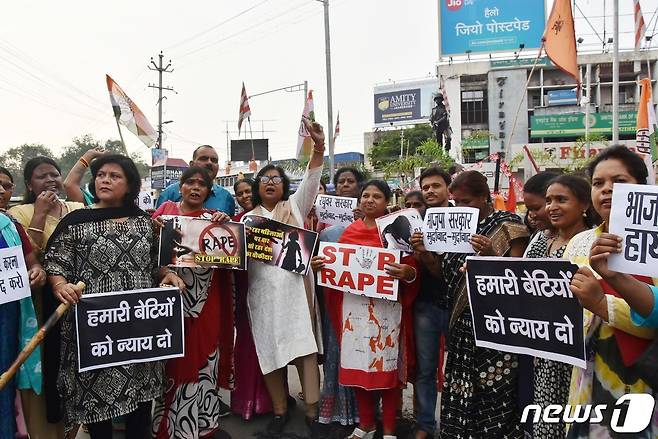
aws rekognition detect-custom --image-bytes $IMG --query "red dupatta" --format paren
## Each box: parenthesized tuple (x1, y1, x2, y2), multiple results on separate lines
(152, 204, 234, 387)
(324, 218, 420, 382)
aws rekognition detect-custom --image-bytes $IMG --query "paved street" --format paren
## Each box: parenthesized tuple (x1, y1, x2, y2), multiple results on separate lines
(75, 365, 419, 438)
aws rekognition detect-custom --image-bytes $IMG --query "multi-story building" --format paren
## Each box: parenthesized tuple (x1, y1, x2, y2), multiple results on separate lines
(438, 49, 658, 174)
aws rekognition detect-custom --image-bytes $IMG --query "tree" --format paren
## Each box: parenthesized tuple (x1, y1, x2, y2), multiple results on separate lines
(383, 138, 455, 185)
(0, 135, 150, 198)
(368, 125, 434, 170)
(0, 143, 55, 196)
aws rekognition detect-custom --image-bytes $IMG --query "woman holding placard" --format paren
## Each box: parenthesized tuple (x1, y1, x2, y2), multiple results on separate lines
(8, 157, 84, 439)
(245, 117, 325, 435)
(315, 167, 365, 431)
(313, 180, 419, 439)
(525, 174, 594, 438)
(151, 166, 234, 438)
(44, 155, 184, 439)
(565, 145, 658, 438)
(438, 170, 528, 438)
(0, 167, 48, 438)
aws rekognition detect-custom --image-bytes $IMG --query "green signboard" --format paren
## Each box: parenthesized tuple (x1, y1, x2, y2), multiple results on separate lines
(491, 57, 552, 70)
(530, 112, 636, 138)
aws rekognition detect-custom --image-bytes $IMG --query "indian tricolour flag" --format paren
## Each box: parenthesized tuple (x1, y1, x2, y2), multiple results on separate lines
(637, 78, 657, 184)
(296, 90, 315, 160)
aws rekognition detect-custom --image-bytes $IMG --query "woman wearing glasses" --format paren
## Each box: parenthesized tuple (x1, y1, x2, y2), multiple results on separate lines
(244, 118, 325, 436)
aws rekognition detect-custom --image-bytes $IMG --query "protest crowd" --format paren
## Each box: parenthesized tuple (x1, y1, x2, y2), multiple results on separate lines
(0, 111, 658, 439)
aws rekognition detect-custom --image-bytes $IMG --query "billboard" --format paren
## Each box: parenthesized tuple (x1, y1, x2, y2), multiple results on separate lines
(530, 112, 637, 138)
(373, 79, 439, 127)
(439, 0, 546, 56)
(230, 139, 269, 162)
(151, 165, 188, 190)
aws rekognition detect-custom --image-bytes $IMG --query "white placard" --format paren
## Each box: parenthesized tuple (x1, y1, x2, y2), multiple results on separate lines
(422, 207, 478, 253)
(608, 183, 658, 277)
(137, 191, 154, 211)
(0, 245, 31, 305)
(314, 195, 358, 227)
(317, 242, 400, 301)
(375, 208, 424, 253)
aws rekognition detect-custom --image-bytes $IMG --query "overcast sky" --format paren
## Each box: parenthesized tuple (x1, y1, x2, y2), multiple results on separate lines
(0, 0, 656, 164)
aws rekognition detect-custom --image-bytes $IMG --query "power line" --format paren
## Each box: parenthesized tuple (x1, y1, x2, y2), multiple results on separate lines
(167, 0, 272, 52)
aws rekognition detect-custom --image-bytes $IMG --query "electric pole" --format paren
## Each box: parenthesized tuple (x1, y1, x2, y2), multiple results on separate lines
(317, 0, 335, 177)
(148, 51, 175, 149)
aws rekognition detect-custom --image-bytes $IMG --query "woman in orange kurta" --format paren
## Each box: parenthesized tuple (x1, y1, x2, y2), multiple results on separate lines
(313, 180, 419, 439)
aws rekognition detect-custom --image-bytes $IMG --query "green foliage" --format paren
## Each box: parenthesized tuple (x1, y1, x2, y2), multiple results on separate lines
(0, 135, 150, 198)
(368, 125, 434, 169)
(383, 138, 455, 182)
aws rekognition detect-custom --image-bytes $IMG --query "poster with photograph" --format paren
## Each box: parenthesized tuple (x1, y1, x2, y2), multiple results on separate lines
(243, 214, 318, 276)
(158, 216, 246, 270)
(375, 208, 424, 253)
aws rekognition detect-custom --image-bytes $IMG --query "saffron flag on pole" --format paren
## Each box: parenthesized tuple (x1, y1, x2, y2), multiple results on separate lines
(296, 90, 315, 160)
(543, 0, 579, 89)
(334, 111, 340, 141)
(238, 82, 251, 135)
(106, 75, 157, 147)
(635, 0, 647, 51)
(636, 78, 657, 184)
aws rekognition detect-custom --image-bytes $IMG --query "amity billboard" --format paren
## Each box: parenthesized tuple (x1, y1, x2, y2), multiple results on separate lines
(439, 0, 546, 57)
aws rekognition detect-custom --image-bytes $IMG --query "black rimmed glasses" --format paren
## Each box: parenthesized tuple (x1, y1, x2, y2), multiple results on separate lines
(259, 175, 283, 185)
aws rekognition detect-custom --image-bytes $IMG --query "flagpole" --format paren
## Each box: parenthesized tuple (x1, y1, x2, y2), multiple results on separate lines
(247, 117, 256, 161)
(114, 116, 127, 150)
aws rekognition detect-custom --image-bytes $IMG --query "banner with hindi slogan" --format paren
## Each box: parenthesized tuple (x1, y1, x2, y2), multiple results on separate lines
(242, 214, 318, 276)
(466, 257, 585, 368)
(75, 287, 184, 372)
(317, 242, 401, 301)
(314, 194, 357, 227)
(0, 245, 31, 306)
(422, 207, 478, 253)
(158, 216, 246, 270)
(376, 208, 424, 253)
(608, 183, 658, 277)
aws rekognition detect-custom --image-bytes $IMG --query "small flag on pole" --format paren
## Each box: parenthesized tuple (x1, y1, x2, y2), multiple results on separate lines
(543, 0, 579, 89)
(296, 90, 315, 160)
(334, 111, 340, 141)
(636, 77, 657, 184)
(238, 82, 251, 135)
(635, 0, 647, 51)
(106, 75, 157, 147)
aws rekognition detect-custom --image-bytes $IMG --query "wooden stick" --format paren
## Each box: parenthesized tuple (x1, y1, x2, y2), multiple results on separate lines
(0, 282, 85, 390)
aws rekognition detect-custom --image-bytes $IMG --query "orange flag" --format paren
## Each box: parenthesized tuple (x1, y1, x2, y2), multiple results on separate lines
(505, 183, 517, 213)
(543, 0, 579, 88)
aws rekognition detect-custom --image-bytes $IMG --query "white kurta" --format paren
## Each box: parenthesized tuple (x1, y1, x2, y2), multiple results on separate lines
(247, 166, 323, 374)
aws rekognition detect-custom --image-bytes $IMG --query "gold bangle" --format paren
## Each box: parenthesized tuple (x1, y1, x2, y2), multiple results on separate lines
(79, 157, 89, 168)
(28, 227, 44, 234)
(52, 280, 67, 289)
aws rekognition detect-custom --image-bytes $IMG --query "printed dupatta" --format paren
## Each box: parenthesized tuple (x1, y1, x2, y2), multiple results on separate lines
(0, 213, 41, 393)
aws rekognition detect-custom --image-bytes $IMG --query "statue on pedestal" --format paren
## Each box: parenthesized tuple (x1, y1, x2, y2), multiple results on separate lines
(430, 93, 452, 151)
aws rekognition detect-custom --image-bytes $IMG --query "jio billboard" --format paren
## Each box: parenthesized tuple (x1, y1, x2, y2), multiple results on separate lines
(439, 0, 546, 56)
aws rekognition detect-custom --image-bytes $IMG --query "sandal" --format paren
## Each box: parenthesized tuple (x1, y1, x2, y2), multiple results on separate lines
(346, 427, 376, 439)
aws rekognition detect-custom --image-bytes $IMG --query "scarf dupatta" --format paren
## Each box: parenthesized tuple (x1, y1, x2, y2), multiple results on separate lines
(42, 205, 150, 422)
(324, 219, 420, 381)
(0, 214, 41, 393)
(150, 204, 234, 388)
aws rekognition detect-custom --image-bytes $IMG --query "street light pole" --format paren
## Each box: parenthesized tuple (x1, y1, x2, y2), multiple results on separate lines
(318, 0, 335, 176)
(612, 0, 620, 143)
